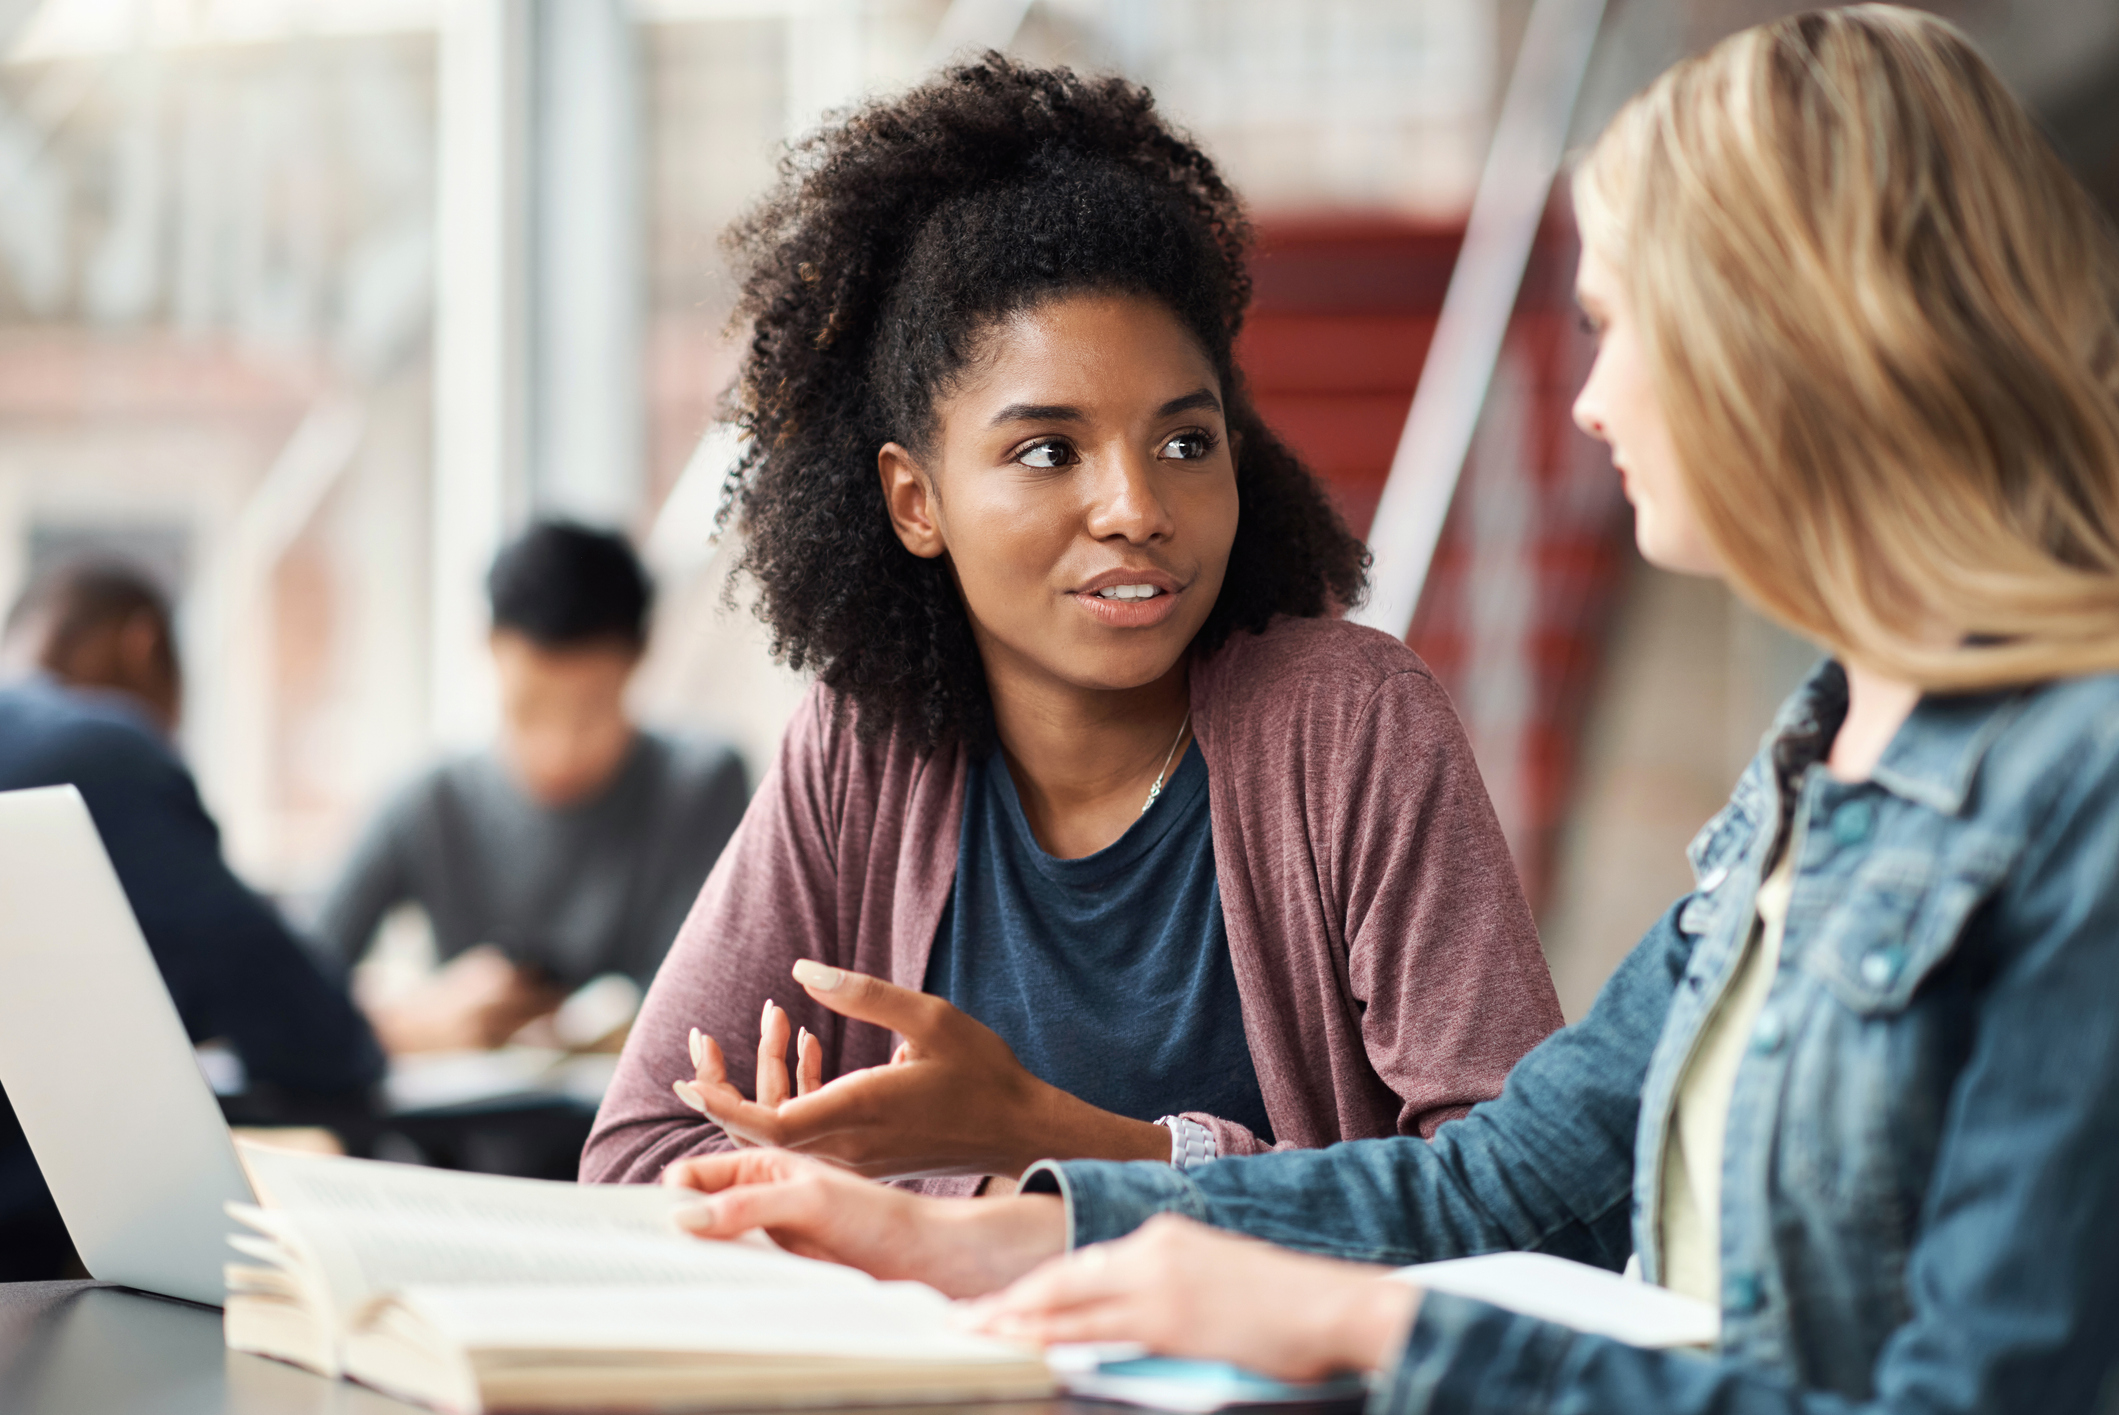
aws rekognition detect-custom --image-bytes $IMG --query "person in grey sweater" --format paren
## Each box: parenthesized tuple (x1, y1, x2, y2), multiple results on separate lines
(314, 522, 748, 1054)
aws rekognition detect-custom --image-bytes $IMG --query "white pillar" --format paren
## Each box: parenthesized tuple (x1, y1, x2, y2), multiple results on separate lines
(529, 0, 644, 527)
(431, 0, 530, 747)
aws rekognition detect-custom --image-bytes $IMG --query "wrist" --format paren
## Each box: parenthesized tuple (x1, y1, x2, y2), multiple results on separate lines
(1011, 1081, 1170, 1175)
(1320, 1278, 1420, 1374)
(927, 1193, 1068, 1297)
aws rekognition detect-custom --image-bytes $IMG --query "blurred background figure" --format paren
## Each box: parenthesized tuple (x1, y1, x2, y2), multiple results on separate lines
(0, 559, 383, 1279)
(314, 521, 748, 1056)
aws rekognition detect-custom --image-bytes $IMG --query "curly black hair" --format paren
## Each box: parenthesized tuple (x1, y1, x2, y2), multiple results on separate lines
(720, 54, 1368, 753)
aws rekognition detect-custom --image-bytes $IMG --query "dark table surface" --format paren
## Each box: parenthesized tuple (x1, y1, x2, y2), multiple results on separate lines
(0, 1280, 1092, 1415)
(0, 1280, 426, 1413)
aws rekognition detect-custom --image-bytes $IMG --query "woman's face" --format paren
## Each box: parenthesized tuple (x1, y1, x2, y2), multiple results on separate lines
(1571, 244, 1722, 577)
(879, 292, 1238, 703)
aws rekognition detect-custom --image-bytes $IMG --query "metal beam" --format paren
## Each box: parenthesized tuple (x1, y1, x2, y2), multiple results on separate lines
(1348, 0, 1607, 641)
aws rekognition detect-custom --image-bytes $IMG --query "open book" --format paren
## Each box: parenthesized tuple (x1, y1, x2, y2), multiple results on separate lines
(223, 1145, 1052, 1415)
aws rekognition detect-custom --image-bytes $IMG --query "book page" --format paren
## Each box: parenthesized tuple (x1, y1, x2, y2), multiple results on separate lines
(234, 1146, 866, 1322)
(1389, 1251, 1718, 1348)
(381, 1283, 1037, 1365)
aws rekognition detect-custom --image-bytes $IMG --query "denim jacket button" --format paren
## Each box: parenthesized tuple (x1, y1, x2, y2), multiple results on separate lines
(1832, 799, 1875, 846)
(1860, 946, 1904, 989)
(1727, 1271, 1764, 1313)
(1751, 1010, 1786, 1054)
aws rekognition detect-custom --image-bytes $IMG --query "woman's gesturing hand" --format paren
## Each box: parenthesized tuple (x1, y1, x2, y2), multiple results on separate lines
(963, 1215, 1421, 1381)
(672, 962, 1171, 1180)
(662, 1149, 1067, 1299)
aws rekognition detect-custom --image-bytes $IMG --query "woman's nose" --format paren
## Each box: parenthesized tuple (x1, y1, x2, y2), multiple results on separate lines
(1084, 449, 1174, 543)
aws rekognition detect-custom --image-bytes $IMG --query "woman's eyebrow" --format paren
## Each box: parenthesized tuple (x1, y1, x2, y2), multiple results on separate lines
(988, 402, 1084, 427)
(1158, 389, 1222, 418)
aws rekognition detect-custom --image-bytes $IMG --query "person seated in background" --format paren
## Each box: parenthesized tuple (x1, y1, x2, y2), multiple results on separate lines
(0, 558, 384, 1280)
(315, 521, 749, 1055)
(662, 10, 2119, 1412)
(580, 56, 1563, 1198)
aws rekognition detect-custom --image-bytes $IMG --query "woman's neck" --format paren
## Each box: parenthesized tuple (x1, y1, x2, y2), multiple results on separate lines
(987, 659, 1193, 861)
(1826, 659, 1922, 783)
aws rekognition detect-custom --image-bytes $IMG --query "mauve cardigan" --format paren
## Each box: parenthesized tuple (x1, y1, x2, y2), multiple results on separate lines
(581, 616, 1563, 1194)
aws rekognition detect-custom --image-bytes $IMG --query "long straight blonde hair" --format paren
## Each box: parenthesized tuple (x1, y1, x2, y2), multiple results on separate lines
(1574, 4, 2119, 690)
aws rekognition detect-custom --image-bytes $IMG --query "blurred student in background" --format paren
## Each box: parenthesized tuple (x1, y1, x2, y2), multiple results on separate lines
(0, 559, 383, 1279)
(665, 10, 2119, 1411)
(316, 521, 748, 1055)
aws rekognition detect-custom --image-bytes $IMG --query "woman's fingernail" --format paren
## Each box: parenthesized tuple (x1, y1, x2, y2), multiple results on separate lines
(675, 1199, 718, 1229)
(792, 959, 843, 991)
(689, 1027, 704, 1068)
(673, 1080, 707, 1114)
(762, 997, 777, 1030)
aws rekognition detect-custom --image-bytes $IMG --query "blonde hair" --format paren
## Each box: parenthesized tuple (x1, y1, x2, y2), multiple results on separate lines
(1574, 4, 2119, 689)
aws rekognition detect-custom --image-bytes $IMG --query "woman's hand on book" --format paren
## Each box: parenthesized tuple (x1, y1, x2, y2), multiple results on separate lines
(663, 1149, 1068, 1299)
(962, 1214, 1421, 1379)
(673, 962, 1171, 1179)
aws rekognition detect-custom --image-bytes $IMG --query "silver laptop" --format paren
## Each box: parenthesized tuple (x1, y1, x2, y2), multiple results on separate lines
(0, 784, 255, 1306)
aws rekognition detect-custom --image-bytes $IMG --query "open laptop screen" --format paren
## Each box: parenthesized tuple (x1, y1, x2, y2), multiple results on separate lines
(0, 785, 254, 1306)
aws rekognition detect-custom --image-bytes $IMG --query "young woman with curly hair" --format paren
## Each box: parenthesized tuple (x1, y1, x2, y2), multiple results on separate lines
(582, 57, 1562, 1195)
(665, 8, 2119, 1411)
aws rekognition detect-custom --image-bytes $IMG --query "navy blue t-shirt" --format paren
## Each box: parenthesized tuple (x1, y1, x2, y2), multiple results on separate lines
(923, 743, 1273, 1139)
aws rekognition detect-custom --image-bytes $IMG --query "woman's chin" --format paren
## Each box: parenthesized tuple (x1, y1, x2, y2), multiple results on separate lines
(1633, 522, 1724, 579)
(1045, 643, 1196, 698)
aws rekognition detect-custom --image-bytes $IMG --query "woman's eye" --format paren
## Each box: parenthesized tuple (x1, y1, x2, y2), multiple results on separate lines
(1017, 440, 1074, 469)
(1161, 431, 1215, 461)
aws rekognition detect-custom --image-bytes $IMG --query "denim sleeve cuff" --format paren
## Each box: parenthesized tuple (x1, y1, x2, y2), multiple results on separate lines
(1018, 1158, 1213, 1249)
(1368, 1291, 1577, 1415)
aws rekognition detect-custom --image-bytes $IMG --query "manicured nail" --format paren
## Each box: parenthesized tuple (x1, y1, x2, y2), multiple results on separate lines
(675, 1199, 718, 1229)
(792, 959, 843, 991)
(689, 1027, 703, 1069)
(797, 1026, 811, 1050)
(673, 1080, 707, 1114)
(762, 997, 777, 1030)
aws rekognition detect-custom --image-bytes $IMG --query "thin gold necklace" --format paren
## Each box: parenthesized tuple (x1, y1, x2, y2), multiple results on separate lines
(1140, 711, 1192, 815)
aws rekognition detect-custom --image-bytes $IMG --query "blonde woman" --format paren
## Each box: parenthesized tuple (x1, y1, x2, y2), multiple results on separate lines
(655, 8, 2119, 1410)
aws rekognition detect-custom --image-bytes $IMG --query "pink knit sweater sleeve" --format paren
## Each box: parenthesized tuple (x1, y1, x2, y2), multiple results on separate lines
(579, 688, 978, 1197)
(1330, 666, 1561, 1137)
(1188, 619, 1561, 1158)
(579, 691, 877, 1184)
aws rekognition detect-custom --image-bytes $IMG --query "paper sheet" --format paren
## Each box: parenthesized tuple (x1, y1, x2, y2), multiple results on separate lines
(1389, 1250, 1719, 1348)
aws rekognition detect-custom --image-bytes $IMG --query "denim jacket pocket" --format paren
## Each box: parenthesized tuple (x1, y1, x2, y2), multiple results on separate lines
(1803, 847, 2005, 1015)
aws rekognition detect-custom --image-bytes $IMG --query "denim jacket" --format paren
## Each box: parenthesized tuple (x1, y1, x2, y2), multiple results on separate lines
(1026, 662, 2119, 1414)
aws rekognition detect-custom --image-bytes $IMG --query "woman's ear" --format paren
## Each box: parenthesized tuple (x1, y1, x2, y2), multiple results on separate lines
(879, 442, 946, 559)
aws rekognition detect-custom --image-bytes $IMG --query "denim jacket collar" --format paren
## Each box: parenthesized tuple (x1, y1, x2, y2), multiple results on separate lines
(1776, 659, 2026, 817)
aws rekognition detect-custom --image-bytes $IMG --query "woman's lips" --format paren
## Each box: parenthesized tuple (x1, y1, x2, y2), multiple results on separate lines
(1071, 586, 1183, 629)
